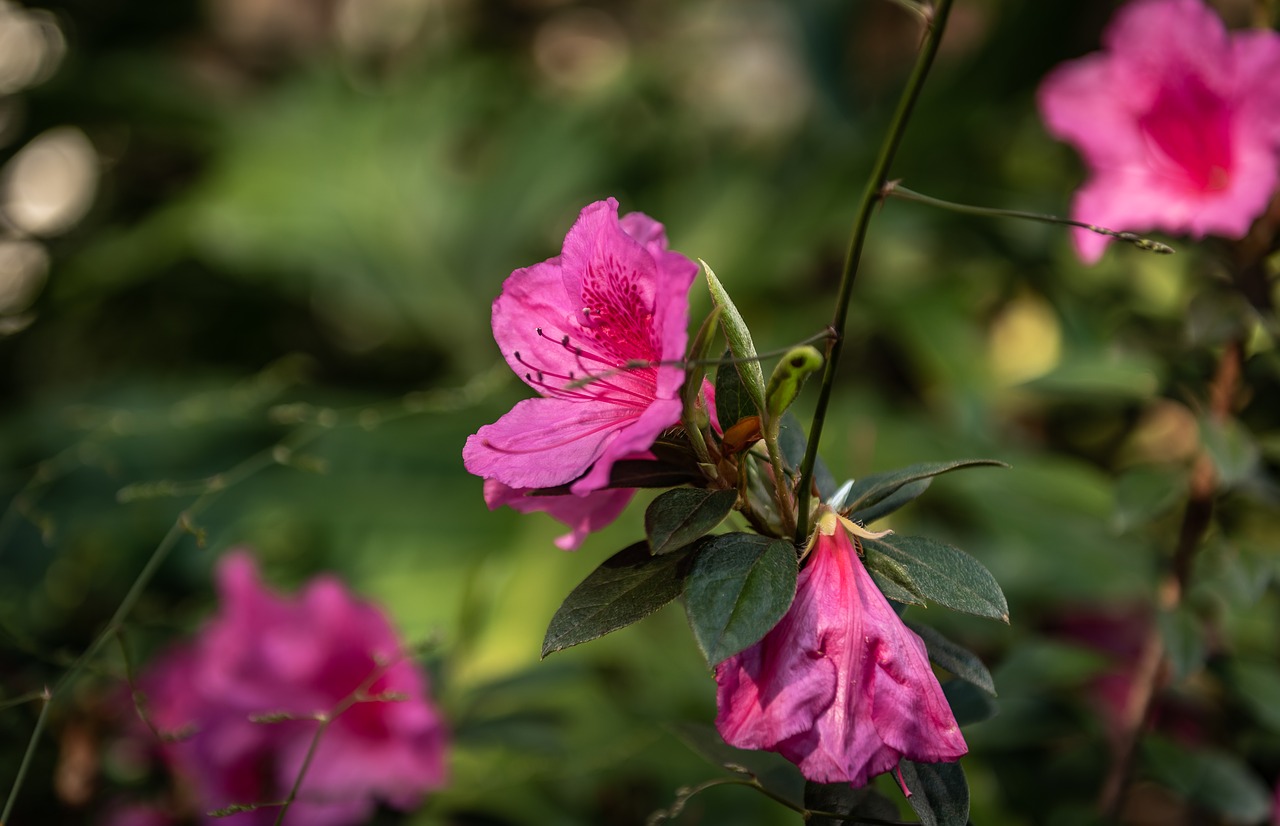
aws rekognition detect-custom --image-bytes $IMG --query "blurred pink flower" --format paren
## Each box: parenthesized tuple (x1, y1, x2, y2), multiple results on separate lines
(1038, 0, 1280, 263)
(463, 198, 698, 497)
(482, 479, 634, 551)
(715, 511, 967, 788)
(141, 551, 447, 825)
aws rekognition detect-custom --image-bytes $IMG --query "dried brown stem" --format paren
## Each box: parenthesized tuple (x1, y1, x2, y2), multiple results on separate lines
(1097, 338, 1242, 818)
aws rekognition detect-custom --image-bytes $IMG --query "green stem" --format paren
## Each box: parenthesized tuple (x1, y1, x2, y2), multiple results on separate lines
(1, 688, 51, 825)
(887, 184, 1174, 253)
(795, 0, 956, 542)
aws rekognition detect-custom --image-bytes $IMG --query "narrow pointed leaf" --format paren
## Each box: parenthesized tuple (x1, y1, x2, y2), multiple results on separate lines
(684, 533, 798, 665)
(804, 782, 900, 826)
(646, 488, 738, 556)
(899, 759, 969, 826)
(864, 535, 1008, 622)
(907, 620, 997, 696)
(682, 305, 723, 414)
(863, 546, 928, 604)
(703, 260, 766, 416)
(942, 679, 999, 726)
(848, 478, 931, 525)
(542, 542, 695, 658)
(843, 459, 1008, 516)
(869, 570, 927, 607)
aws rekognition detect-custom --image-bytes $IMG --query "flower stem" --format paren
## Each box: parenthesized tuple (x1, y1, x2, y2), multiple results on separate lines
(886, 184, 1174, 254)
(795, 0, 956, 543)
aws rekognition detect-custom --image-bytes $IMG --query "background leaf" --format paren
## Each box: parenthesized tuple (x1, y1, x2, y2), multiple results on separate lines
(908, 620, 997, 696)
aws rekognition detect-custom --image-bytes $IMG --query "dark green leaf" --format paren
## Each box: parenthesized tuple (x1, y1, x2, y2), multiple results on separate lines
(1143, 737, 1271, 823)
(668, 722, 804, 809)
(844, 459, 1008, 517)
(777, 410, 837, 500)
(849, 477, 932, 525)
(684, 533, 798, 665)
(864, 545, 928, 604)
(1226, 659, 1280, 734)
(899, 759, 969, 826)
(715, 352, 758, 430)
(646, 488, 738, 556)
(942, 679, 999, 726)
(1201, 417, 1259, 489)
(864, 535, 1008, 622)
(804, 782, 900, 826)
(602, 459, 703, 489)
(1158, 605, 1206, 680)
(907, 620, 997, 696)
(542, 542, 694, 658)
(869, 570, 927, 607)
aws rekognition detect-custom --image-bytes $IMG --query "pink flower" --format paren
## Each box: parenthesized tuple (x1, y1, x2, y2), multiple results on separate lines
(140, 551, 447, 825)
(714, 511, 967, 788)
(1038, 0, 1280, 263)
(482, 479, 634, 551)
(463, 198, 698, 496)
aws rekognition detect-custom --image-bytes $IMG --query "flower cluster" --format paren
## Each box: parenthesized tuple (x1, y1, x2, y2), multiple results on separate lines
(137, 552, 447, 825)
(1038, 0, 1280, 263)
(464, 198, 992, 799)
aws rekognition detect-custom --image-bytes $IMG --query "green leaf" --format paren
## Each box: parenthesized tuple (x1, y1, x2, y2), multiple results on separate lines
(863, 535, 1009, 622)
(715, 352, 758, 430)
(542, 542, 695, 658)
(684, 533, 798, 665)
(907, 620, 996, 696)
(1226, 659, 1280, 735)
(899, 759, 969, 826)
(1112, 467, 1186, 534)
(804, 782, 900, 826)
(1143, 737, 1271, 823)
(1158, 605, 1206, 680)
(668, 722, 804, 808)
(703, 259, 766, 417)
(942, 679, 999, 726)
(843, 459, 1008, 519)
(868, 570, 927, 607)
(864, 546, 928, 605)
(645, 488, 738, 556)
(682, 305, 722, 415)
(850, 478, 931, 526)
(777, 410, 837, 500)
(1201, 416, 1259, 489)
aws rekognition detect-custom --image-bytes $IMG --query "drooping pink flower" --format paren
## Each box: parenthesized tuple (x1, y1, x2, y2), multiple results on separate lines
(715, 511, 967, 788)
(482, 479, 634, 551)
(463, 198, 698, 496)
(139, 551, 447, 825)
(1038, 0, 1280, 263)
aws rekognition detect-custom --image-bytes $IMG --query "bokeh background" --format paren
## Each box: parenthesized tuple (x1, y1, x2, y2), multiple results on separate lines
(2, 0, 1279, 823)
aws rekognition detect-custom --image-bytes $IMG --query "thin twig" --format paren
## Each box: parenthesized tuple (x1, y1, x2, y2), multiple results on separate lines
(1097, 338, 1242, 817)
(795, 0, 956, 541)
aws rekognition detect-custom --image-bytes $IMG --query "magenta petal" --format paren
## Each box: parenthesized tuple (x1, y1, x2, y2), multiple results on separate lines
(715, 518, 966, 788)
(138, 551, 447, 825)
(1037, 0, 1280, 262)
(465, 197, 697, 513)
(484, 479, 634, 550)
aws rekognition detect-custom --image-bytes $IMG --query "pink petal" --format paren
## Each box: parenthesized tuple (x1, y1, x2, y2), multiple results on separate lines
(484, 479, 634, 550)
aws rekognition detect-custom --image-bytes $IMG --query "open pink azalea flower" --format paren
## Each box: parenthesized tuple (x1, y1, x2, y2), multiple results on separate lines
(1038, 0, 1280, 263)
(463, 198, 698, 500)
(715, 510, 967, 788)
(139, 551, 447, 825)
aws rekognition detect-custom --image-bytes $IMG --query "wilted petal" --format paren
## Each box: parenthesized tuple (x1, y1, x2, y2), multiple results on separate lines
(715, 513, 966, 788)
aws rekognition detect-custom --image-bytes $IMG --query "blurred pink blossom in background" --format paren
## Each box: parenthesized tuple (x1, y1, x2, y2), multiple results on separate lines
(138, 551, 447, 825)
(714, 511, 967, 788)
(1038, 0, 1280, 263)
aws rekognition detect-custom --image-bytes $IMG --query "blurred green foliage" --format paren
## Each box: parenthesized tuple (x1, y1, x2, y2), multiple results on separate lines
(2, 0, 1279, 824)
